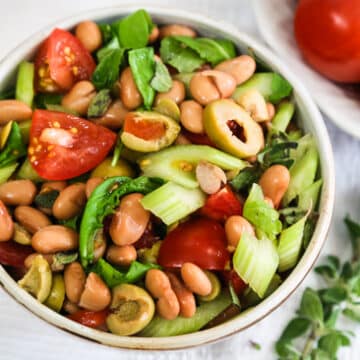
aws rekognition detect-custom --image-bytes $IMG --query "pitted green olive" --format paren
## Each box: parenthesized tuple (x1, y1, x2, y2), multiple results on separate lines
(44, 273, 65, 312)
(153, 98, 180, 121)
(198, 271, 221, 302)
(91, 157, 135, 178)
(203, 99, 264, 158)
(106, 284, 155, 336)
(121, 111, 181, 152)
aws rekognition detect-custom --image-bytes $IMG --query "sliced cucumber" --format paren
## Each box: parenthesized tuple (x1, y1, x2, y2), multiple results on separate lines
(141, 181, 206, 225)
(138, 145, 246, 188)
(271, 101, 295, 133)
(232, 72, 292, 104)
(278, 215, 307, 272)
(233, 232, 279, 298)
(139, 292, 232, 337)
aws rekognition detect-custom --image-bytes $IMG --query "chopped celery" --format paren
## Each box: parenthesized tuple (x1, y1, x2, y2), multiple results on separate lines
(139, 292, 232, 337)
(141, 181, 206, 225)
(278, 215, 307, 272)
(139, 145, 246, 188)
(298, 179, 323, 211)
(233, 232, 279, 298)
(232, 73, 292, 104)
(15, 61, 35, 107)
(290, 134, 315, 162)
(282, 143, 319, 206)
(271, 101, 295, 133)
(243, 184, 282, 241)
(0, 163, 18, 184)
(17, 159, 43, 182)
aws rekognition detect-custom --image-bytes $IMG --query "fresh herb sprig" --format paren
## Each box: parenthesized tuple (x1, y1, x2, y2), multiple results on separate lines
(275, 216, 360, 359)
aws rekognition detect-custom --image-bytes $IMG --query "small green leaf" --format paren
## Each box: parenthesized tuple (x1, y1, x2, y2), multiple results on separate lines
(314, 265, 337, 280)
(53, 252, 78, 266)
(318, 332, 349, 356)
(150, 59, 172, 93)
(275, 340, 301, 359)
(343, 307, 360, 322)
(319, 286, 348, 304)
(279, 317, 311, 342)
(230, 165, 262, 193)
(311, 348, 335, 360)
(298, 288, 324, 322)
(87, 89, 112, 118)
(340, 261, 353, 280)
(326, 255, 340, 271)
(324, 306, 341, 328)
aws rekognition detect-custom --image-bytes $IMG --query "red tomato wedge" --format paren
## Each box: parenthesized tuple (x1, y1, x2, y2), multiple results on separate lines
(0, 241, 33, 268)
(35, 28, 96, 92)
(158, 217, 230, 270)
(29, 110, 116, 180)
(222, 270, 247, 295)
(182, 130, 215, 147)
(67, 309, 108, 329)
(200, 185, 243, 222)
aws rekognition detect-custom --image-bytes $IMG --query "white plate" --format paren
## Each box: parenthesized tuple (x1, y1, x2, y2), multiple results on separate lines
(252, 0, 360, 138)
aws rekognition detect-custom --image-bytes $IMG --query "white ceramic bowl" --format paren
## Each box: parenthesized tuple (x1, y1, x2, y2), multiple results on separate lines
(0, 5, 335, 350)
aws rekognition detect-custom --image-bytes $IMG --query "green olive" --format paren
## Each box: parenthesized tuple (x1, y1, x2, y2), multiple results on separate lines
(198, 271, 221, 302)
(153, 98, 180, 122)
(13, 223, 32, 245)
(121, 111, 181, 153)
(18, 254, 52, 303)
(137, 241, 162, 264)
(44, 273, 65, 312)
(203, 99, 264, 158)
(91, 157, 135, 178)
(106, 284, 155, 336)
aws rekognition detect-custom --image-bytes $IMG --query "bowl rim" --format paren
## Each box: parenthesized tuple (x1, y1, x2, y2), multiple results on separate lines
(0, 4, 335, 350)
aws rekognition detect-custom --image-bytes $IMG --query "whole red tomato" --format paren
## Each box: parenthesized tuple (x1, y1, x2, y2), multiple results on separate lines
(294, 0, 360, 83)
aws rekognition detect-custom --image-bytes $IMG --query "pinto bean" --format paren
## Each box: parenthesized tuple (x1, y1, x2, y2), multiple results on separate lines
(180, 100, 204, 134)
(75, 21, 102, 52)
(119, 67, 142, 110)
(0, 100, 32, 125)
(14, 206, 51, 234)
(0, 180, 37, 206)
(155, 80, 186, 105)
(106, 244, 137, 267)
(189, 73, 220, 106)
(61, 81, 96, 115)
(64, 262, 86, 304)
(0, 200, 14, 242)
(200, 70, 236, 98)
(159, 24, 196, 39)
(195, 160, 227, 194)
(85, 177, 103, 198)
(109, 193, 150, 246)
(93, 100, 128, 130)
(181, 262, 212, 296)
(225, 215, 255, 252)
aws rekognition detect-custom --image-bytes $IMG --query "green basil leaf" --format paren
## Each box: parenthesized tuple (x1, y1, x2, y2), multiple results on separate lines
(96, 37, 120, 62)
(129, 47, 156, 109)
(279, 317, 311, 342)
(319, 286, 348, 304)
(91, 258, 160, 288)
(298, 288, 324, 322)
(0, 122, 27, 168)
(172, 36, 236, 66)
(87, 89, 112, 118)
(116, 9, 153, 49)
(58, 216, 80, 231)
(92, 48, 125, 90)
(150, 59, 172, 92)
(34, 189, 60, 209)
(160, 37, 205, 73)
(98, 23, 114, 44)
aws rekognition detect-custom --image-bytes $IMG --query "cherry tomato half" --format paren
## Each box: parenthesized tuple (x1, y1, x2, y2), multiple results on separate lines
(0, 241, 33, 268)
(200, 185, 243, 222)
(182, 130, 215, 147)
(67, 309, 108, 329)
(294, 0, 360, 83)
(29, 110, 116, 180)
(222, 270, 247, 296)
(158, 217, 230, 270)
(35, 28, 96, 92)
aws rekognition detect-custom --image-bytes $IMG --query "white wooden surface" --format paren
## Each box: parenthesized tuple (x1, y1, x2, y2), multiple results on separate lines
(0, 1, 359, 359)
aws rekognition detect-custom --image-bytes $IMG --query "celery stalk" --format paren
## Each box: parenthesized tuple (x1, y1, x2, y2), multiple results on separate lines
(141, 181, 206, 225)
(278, 215, 307, 272)
(17, 159, 43, 182)
(271, 101, 295, 133)
(0, 163, 18, 184)
(298, 179, 323, 211)
(233, 232, 279, 298)
(15, 61, 34, 107)
(139, 145, 246, 188)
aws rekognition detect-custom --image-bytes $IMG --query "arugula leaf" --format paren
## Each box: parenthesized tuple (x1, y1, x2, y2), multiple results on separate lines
(298, 288, 324, 322)
(91, 258, 159, 288)
(150, 59, 172, 93)
(230, 165, 262, 193)
(129, 47, 156, 109)
(0, 122, 27, 168)
(92, 48, 124, 90)
(172, 36, 236, 66)
(160, 37, 205, 73)
(34, 93, 62, 109)
(116, 9, 153, 49)
(87, 89, 112, 118)
(243, 183, 282, 241)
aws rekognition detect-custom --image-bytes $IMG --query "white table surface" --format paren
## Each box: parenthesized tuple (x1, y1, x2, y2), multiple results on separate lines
(0, 1, 359, 359)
